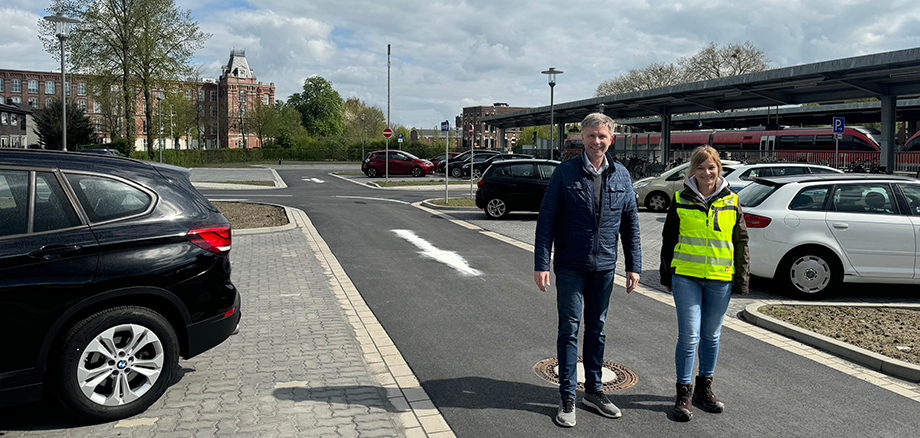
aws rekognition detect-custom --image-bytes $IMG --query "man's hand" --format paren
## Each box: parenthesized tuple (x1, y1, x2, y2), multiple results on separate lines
(625, 272, 640, 294)
(534, 271, 550, 292)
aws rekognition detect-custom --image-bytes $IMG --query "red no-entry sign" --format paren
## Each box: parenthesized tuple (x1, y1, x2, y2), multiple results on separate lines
(383, 128, 393, 138)
(468, 125, 474, 139)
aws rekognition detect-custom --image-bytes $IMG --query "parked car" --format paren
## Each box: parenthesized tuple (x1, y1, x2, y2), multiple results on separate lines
(725, 162, 842, 192)
(428, 152, 461, 172)
(475, 159, 560, 219)
(738, 174, 920, 299)
(632, 160, 742, 212)
(0, 149, 241, 422)
(436, 149, 499, 174)
(362, 150, 434, 177)
(78, 147, 122, 156)
(462, 153, 534, 178)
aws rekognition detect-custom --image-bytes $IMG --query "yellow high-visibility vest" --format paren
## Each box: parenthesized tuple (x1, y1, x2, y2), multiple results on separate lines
(670, 191, 738, 281)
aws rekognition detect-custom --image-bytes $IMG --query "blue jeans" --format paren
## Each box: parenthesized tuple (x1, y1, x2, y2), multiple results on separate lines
(555, 267, 616, 399)
(671, 274, 733, 384)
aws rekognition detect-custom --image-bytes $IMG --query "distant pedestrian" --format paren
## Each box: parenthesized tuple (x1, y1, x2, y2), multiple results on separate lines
(534, 112, 641, 427)
(659, 145, 749, 422)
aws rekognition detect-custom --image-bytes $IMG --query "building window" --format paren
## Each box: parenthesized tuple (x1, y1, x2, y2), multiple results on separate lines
(210, 106, 217, 117)
(45, 99, 53, 108)
(78, 100, 87, 111)
(45, 81, 55, 94)
(28, 98, 39, 108)
(142, 120, 147, 134)
(11, 97, 21, 104)
(262, 94, 269, 105)
(198, 90, 204, 101)
(1, 112, 7, 124)
(11, 135, 22, 147)
(0, 137, 7, 147)
(28, 80, 38, 93)
(94, 120, 103, 134)
(78, 83, 86, 96)
(0, 78, 4, 91)
(93, 100, 101, 114)
(12, 80, 21, 93)
(65, 82, 71, 96)
(185, 90, 192, 100)
(210, 90, 217, 102)
(238, 90, 246, 102)
(10, 114, 18, 125)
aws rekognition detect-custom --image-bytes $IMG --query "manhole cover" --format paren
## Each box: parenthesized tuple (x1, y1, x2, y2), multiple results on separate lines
(533, 357, 638, 392)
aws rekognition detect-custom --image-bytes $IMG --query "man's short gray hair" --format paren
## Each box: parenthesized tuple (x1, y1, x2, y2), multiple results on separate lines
(581, 112, 616, 133)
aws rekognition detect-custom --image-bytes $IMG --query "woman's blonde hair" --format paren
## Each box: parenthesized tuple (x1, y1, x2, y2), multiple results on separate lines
(688, 145, 722, 175)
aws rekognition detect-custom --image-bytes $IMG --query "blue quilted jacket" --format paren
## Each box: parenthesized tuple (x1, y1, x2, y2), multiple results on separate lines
(534, 153, 642, 273)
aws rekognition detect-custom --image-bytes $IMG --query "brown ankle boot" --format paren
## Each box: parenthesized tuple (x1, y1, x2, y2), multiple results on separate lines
(674, 382, 693, 422)
(693, 375, 725, 413)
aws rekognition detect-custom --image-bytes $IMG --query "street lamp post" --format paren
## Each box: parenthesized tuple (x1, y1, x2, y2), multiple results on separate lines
(156, 90, 164, 162)
(43, 12, 81, 151)
(361, 113, 366, 160)
(541, 67, 563, 157)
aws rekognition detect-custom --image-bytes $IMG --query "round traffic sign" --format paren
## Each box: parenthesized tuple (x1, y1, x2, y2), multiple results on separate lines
(468, 125, 474, 138)
(383, 128, 393, 138)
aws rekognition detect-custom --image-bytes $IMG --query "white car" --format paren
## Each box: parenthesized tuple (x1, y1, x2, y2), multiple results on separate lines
(738, 174, 920, 299)
(632, 160, 741, 212)
(725, 162, 842, 192)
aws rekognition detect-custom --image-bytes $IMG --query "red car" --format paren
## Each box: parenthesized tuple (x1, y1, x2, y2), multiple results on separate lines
(428, 152, 461, 172)
(362, 150, 434, 177)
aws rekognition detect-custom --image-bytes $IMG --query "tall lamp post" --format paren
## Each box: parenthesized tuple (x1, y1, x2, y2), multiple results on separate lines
(361, 113, 366, 160)
(541, 67, 563, 157)
(43, 12, 81, 151)
(156, 89, 164, 162)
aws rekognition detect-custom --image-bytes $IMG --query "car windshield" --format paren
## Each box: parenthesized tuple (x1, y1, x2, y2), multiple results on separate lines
(738, 181, 779, 207)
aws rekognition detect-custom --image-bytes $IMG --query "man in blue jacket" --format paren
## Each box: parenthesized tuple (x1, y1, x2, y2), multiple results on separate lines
(534, 112, 641, 427)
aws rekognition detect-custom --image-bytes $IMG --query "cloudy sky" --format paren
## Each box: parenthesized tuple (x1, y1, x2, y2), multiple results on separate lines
(5, 0, 920, 129)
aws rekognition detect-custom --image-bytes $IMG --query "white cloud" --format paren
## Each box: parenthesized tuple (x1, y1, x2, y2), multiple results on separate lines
(5, 0, 920, 128)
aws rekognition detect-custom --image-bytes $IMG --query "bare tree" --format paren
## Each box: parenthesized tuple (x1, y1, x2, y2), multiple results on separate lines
(679, 41, 771, 81)
(595, 62, 685, 96)
(595, 42, 771, 97)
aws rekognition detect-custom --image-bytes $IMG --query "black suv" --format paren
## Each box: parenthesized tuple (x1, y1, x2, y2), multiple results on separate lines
(475, 159, 559, 219)
(0, 149, 241, 422)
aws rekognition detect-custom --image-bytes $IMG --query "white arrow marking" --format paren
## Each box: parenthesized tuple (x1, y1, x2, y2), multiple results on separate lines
(302, 178, 325, 183)
(392, 229, 481, 276)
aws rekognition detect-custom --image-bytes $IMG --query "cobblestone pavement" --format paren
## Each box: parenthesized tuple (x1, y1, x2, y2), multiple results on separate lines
(0, 208, 453, 438)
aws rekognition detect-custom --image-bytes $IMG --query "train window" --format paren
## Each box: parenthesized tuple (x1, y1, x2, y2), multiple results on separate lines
(778, 136, 796, 150)
(851, 136, 876, 151)
(814, 135, 835, 150)
(795, 135, 814, 149)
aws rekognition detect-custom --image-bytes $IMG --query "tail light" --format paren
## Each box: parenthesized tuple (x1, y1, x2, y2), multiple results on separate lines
(188, 225, 232, 254)
(743, 213, 772, 228)
(477, 178, 485, 187)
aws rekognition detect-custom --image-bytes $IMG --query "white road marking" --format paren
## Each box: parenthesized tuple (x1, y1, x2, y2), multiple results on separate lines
(392, 229, 481, 276)
(336, 196, 411, 205)
(302, 177, 325, 183)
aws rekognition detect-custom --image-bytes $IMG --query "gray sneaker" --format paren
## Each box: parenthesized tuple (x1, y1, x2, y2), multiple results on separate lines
(583, 391, 622, 418)
(555, 397, 576, 427)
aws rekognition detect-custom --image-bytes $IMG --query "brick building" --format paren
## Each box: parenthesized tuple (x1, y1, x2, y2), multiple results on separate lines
(0, 102, 36, 148)
(0, 49, 274, 150)
(457, 103, 527, 150)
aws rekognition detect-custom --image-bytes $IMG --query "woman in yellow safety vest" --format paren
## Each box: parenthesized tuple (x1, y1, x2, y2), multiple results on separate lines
(659, 145, 749, 422)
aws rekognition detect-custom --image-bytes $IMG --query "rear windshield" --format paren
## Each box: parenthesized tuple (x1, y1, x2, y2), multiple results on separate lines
(738, 181, 778, 207)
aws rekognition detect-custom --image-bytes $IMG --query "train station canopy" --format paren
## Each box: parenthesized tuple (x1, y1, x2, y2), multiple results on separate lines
(620, 99, 920, 131)
(482, 47, 920, 128)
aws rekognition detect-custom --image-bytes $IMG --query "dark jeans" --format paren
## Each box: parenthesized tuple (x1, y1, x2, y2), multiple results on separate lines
(554, 267, 616, 399)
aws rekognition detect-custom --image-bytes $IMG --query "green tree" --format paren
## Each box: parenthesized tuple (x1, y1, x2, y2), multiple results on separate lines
(161, 88, 197, 149)
(248, 97, 278, 148)
(287, 76, 344, 138)
(342, 97, 385, 145)
(271, 102, 308, 148)
(34, 98, 99, 150)
(39, 0, 209, 157)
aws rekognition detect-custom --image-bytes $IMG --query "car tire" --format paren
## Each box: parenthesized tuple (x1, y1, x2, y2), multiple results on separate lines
(485, 198, 509, 219)
(366, 167, 378, 178)
(411, 167, 423, 177)
(778, 248, 841, 300)
(54, 306, 179, 422)
(472, 169, 482, 179)
(451, 167, 463, 178)
(645, 192, 670, 212)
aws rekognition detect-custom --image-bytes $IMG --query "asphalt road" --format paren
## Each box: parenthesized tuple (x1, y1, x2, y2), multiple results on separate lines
(200, 165, 920, 437)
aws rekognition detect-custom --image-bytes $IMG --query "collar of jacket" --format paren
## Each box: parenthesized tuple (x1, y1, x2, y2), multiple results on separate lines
(580, 152, 618, 178)
(679, 185, 733, 206)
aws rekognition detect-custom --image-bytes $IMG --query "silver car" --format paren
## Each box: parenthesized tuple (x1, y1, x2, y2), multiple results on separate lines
(632, 160, 741, 212)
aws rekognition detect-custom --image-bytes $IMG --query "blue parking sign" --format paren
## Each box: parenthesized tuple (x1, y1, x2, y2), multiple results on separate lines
(833, 117, 845, 133)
